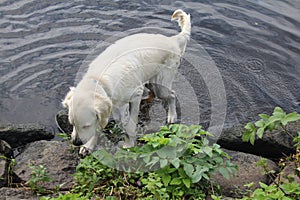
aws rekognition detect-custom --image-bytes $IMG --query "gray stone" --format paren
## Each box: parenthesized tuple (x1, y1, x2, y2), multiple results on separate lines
(0, 124, 54, 148)
(211, 149, 278, 198)
(14, 140, 80, 190)
(0, 187, 39, 200)
(217, 121, 300, 159)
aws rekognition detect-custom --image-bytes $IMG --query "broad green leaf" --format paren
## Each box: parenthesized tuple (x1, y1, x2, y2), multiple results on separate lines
(160, 159, 168, 168)
(141, 154, 151, 163)
(259, 114, 270, 120)
(191, 169, 203, 183)
(202, 146, 213, 157)
(161, 125, 169, 130)
(282, 112, 300, 125)
(249, 132, 256, 145)
(157, 146, 177, 159)
(170, 158, 180, 169)
(255, 120, 265, 128)
(151, 142, 160, 148)
(258, 182, 268, 189)
(161, 174, 171, 186)
(256, 127, 265, 139)
(242, 131, 251, 142)
(146, 156, 159, 168)
(202, 173, 209, 180)
(178, 168, 187, 178)
(183, 163, 194, 178)
(273, 107, 285, 116)
(193, 166, 209, 182)
(245, 122, 255, 131)
(156, 148, 167, 158)
(182, 178, 191, 188)
(219, 167, 230, 180)
(170, 124, 180, 133)
(170, 177, 182, 185)
(266, 115, 281, 126)
(280, 182, 300, 193)
(267, 122, 276, 132)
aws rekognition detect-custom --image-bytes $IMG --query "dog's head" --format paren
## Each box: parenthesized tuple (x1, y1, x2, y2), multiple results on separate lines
(62, 86, 112, 152)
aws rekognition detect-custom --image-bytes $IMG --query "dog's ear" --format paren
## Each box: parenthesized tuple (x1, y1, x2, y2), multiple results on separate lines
(94, 94, 112, 128)
(62, 87, 75, 108)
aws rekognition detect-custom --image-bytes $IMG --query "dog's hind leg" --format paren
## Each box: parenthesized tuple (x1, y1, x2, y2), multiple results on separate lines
(153, 84, 177, 124)
(166, 89, 177, 124)
(122, 85, 144, 148)
(150, 74, 178, 124)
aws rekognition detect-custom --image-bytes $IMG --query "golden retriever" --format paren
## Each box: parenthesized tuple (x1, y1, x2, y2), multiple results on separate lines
(63, 9, 191, 157)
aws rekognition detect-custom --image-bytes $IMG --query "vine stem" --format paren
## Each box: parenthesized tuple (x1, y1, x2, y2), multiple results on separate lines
(280, 124, 294, 139)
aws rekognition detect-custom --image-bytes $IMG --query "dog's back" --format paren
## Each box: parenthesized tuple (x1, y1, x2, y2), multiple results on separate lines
(85, 10, 191, 101)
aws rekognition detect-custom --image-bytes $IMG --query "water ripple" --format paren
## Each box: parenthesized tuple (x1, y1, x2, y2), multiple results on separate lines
(0, 0, 299, 129)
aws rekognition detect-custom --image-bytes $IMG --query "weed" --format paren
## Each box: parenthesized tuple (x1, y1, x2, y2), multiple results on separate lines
(26, 165, 54, 195)
(242, 107, 300, 200)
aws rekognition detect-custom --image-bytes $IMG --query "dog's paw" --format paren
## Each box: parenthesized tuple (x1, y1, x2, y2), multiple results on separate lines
(79, 146, 92, 158)
(122, 141, 135, 149)
(167, 115, 177, 124)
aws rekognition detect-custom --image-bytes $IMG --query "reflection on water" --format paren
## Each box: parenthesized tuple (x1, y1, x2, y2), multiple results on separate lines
(0, 0, 299, 131)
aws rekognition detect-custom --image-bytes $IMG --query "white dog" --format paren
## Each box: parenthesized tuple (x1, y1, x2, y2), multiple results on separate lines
(62, 9, 191, 157)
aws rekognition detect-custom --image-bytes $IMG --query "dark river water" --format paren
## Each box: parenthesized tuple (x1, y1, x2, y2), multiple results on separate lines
(0, 0, 299, 134)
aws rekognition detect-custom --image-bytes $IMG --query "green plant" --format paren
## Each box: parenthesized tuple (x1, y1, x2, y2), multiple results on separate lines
(46, 124, 236, 199)
(241, 181, 300, 200)
(26, 165, 54, 194)
(242, 107, 300, 145)
(41, 193, 86, 200)
(242, 107, 300, 200)
(56, 133, 70, 140)
(136, 124, 236, 199)
(72, 154, 142, 199)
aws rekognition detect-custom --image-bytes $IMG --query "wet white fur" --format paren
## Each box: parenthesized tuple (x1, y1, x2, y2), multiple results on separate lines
(62, 9, 191, 156)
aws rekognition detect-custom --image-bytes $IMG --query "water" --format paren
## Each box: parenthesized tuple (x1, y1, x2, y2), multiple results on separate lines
(0, 0, 299, 133)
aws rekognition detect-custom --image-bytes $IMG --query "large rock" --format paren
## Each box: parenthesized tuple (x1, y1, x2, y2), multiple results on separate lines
(0, 140, 13, 188)
(211, 149, 279, 198)
(217, 121, 300, 159)
(0, 187, 38, 200)
(0, 124, 54, 148)
(14, 140, 80, 190)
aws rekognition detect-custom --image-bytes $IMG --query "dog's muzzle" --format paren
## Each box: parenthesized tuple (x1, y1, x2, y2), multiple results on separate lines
(72, 135, 83, 146)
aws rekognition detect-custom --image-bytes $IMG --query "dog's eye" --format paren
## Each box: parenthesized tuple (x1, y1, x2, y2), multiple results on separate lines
(82, 125, 91, 129)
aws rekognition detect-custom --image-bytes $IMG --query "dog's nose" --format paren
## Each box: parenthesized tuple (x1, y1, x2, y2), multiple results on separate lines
(72, 137, 83, 146)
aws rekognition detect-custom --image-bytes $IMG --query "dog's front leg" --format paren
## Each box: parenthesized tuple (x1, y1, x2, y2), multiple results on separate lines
(167, 90, 177, 124)
(79, 134, 99, 157)
(123, 86, 144, 148)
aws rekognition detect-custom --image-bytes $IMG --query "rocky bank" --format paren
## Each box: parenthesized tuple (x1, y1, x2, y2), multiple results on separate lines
(0, 111, 299, 199)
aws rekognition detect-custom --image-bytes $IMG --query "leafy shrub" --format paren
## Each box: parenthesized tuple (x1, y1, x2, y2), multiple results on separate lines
(46, 124, 236, 199)
(41, 193, 85, 200)
(72, 154, 142, 199)
(241, 181, 300, 200)
(241, 107, 300, 200)
(134, 124, 236, 199)
(242, 107, 300, 145)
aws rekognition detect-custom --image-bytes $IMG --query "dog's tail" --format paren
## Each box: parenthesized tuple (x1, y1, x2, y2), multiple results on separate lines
(171, 9, 191, 39)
